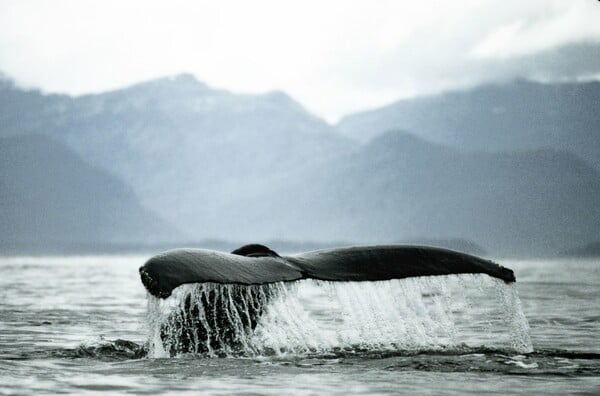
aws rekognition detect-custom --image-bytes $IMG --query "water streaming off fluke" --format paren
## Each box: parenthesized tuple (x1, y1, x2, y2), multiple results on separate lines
(145, 275, 532, 358)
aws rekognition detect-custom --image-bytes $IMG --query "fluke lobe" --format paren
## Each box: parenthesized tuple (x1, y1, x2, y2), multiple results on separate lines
(140, 244, 515, 298)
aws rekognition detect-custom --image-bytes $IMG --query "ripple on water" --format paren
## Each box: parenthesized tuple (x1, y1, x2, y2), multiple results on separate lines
(0, 256, 599, 395)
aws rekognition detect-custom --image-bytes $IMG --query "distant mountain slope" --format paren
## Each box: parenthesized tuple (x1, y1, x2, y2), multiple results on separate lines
(0, 76, 72, 136)
(250, 131, 600, 255)
(0, 74, 356, 237)
(0, 135, 178, 251)
(2, 74, 599, 255)
(338, 80, 600, 169)
(560, 241, 600, 257)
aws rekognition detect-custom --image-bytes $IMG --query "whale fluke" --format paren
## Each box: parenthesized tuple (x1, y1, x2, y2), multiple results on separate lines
(139, 245, 515, 298)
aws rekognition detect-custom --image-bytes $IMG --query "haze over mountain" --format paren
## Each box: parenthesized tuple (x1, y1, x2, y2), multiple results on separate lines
(254, 131, 600, 256)
(1, 72, 599, 256)
(338, 80, 600, 170)
(0, 73, 355, 238)
(0, 134, 178, 251)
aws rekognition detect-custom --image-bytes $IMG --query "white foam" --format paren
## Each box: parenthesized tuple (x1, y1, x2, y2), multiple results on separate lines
(145, 274, 533, 358)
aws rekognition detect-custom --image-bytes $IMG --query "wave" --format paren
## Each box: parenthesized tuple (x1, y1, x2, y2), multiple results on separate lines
(7, 340, 600, 378)
(2, 339, 146, 361)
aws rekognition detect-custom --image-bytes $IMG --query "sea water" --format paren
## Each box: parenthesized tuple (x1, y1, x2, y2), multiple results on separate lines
(0, 256, 598, 394)
(147, 276, 532, 358)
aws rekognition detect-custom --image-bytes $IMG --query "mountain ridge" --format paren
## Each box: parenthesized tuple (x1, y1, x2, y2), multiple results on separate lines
(1, 72, 599, 255)
(337, 79, 600, 170)
(0, 72, 356, 239)
(0, 134, 181, 251)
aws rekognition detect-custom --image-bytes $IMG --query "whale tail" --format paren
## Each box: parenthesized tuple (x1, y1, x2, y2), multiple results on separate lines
(139, 244, 515, 299)
(141, 244, 517, 355)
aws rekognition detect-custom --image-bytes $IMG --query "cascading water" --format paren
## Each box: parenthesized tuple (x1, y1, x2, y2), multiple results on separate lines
(145, 274, 532, 358)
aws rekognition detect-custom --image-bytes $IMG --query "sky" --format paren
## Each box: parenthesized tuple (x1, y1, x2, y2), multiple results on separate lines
(1, 0, 599, 122)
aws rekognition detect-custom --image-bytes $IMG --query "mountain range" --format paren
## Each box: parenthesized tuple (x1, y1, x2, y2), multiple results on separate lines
(0, 134, 178, 252)
(260, 131, 600, 255)
(338, 80, 600, 170)
(1, 73, 599, 256)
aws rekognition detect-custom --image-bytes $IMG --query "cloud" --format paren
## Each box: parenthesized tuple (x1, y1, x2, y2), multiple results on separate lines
(0, 0, 599, 121)
(470, 2, 600, 60)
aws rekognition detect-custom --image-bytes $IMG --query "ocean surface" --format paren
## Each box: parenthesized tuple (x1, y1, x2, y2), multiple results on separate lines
(0, 255, 598, 395)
